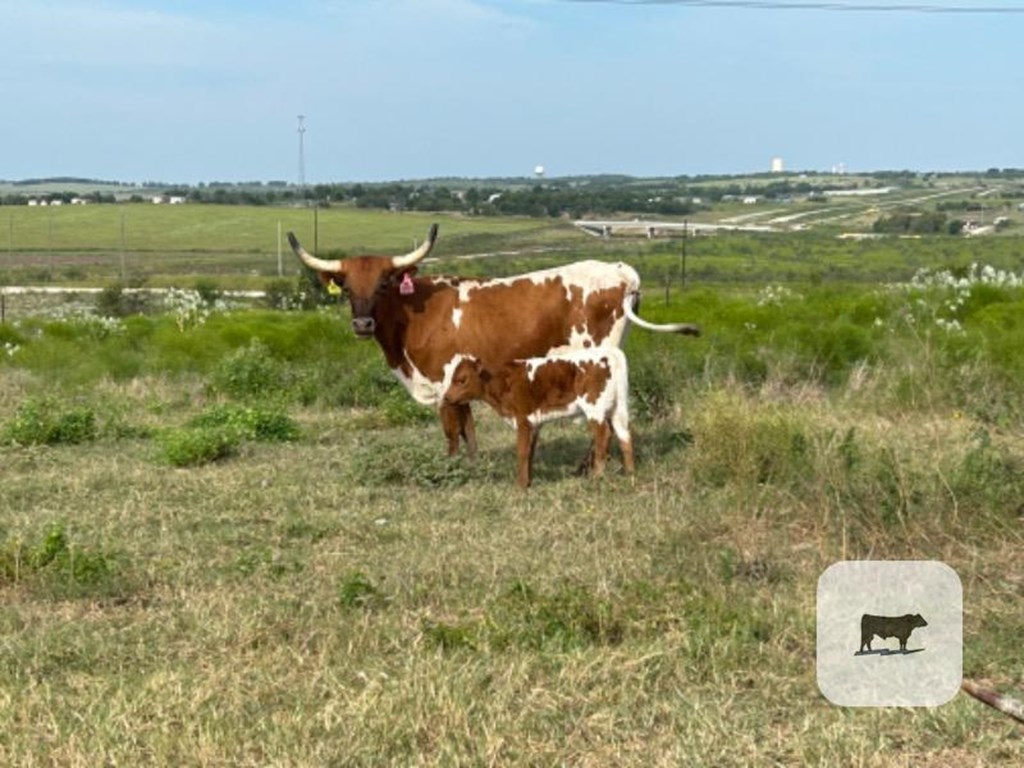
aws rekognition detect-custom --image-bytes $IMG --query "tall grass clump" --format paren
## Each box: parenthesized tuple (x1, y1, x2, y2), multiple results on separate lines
(0, 522, 129, 600)
(686, 389, 812, 490)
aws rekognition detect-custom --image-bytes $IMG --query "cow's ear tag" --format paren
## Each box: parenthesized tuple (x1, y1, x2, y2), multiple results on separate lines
(399, 273, 415, 295)
(327, 279, 342, 296)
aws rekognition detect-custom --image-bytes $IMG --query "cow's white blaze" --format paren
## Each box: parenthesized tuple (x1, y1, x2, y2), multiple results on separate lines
(391, 355, 444, 406)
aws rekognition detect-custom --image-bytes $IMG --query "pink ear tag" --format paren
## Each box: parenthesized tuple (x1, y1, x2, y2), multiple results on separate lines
(399, 273, 415, 295)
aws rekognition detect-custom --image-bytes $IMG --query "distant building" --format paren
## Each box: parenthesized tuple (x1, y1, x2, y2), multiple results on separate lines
(771, 157, 784, 173)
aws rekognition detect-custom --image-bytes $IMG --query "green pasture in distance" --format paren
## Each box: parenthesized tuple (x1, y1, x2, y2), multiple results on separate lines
(3, 200, 1024, 293)
(0, 204, 580, 255)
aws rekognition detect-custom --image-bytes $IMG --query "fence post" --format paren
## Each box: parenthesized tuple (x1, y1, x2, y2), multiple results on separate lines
(679, 220, 688, 289)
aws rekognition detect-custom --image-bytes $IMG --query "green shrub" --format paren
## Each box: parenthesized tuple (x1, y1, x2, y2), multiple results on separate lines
(158, 426, 238, 467)
(377, 389, 436, 426)
(3, 398, 97, 446)
(96, 281, 148, 318)
(208, 338, 287, 399)
(0, 323, 25, 348)
(189, 403, 301, 442)
(355, 435, 475, 488)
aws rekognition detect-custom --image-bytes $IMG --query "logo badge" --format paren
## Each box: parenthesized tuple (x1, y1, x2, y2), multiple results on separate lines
(817, 561, 962, 707)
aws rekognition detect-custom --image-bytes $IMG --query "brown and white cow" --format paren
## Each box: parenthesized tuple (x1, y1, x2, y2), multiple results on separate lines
(288, 224, 698, 457)
(442, 349, 634, 488)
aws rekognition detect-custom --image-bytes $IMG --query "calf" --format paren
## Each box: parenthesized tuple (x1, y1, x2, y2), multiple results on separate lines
(859, 613, 928, 653)
(442, 349, 634, 488)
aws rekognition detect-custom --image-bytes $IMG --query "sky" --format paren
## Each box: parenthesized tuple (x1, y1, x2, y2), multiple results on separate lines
(1, 0, 1022, 184)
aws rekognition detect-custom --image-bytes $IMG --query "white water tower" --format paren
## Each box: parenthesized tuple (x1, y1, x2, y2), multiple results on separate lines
(771, 156, 784, 173)
(534, 164, 545, 179)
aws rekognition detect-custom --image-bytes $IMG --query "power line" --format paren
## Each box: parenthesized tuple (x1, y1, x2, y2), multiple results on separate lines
(562, 0, 1024, 12)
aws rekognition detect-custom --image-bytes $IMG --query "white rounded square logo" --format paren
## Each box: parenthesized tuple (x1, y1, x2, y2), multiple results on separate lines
(817, 560, 962, 707)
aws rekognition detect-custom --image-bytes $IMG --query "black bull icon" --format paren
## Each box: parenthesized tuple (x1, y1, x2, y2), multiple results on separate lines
(859, 613, 928, 653)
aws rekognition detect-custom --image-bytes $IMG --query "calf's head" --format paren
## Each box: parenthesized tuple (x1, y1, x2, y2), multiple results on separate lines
(443, 356, 489, 405)
(287, 224, 438, 338)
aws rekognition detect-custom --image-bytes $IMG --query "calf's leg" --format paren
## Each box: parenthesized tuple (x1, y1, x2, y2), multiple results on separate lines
(439, 401, 477, 458)
(588, 420, 612, 477)
(610, 396, 635, 474)
(516, 421, 538, 488)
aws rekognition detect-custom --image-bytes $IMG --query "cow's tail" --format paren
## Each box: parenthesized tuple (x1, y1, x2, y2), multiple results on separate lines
(624, 292, 701, 336)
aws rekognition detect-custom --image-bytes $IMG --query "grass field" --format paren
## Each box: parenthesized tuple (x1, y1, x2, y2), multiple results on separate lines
(1, 215, 1023, 764)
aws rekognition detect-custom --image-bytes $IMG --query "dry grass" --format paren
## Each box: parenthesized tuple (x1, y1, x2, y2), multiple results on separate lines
(1, 372, 1022, 765)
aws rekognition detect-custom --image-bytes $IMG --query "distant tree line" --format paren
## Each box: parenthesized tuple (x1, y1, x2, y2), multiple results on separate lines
(291, 177, 861, 218)
(5, 169, 1024, 220)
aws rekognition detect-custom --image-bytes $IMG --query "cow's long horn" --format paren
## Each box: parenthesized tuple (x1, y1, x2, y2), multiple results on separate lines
(287, 232, 342, 272)
(392, 224, 438, 269)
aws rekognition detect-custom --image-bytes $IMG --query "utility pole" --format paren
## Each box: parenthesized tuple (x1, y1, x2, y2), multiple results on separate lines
(297, 115, 307, 198)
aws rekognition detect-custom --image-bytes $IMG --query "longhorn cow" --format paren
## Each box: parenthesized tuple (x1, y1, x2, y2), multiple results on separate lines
(288, 224, 699, 457)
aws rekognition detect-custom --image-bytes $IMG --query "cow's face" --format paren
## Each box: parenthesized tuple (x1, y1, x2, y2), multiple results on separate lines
(288, 225, 438, 339)
(327, 258, 415, 338)
(443, 357, 487, 405)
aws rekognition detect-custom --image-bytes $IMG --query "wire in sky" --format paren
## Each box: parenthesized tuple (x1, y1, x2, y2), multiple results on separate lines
(561, 0, 1024, 12)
